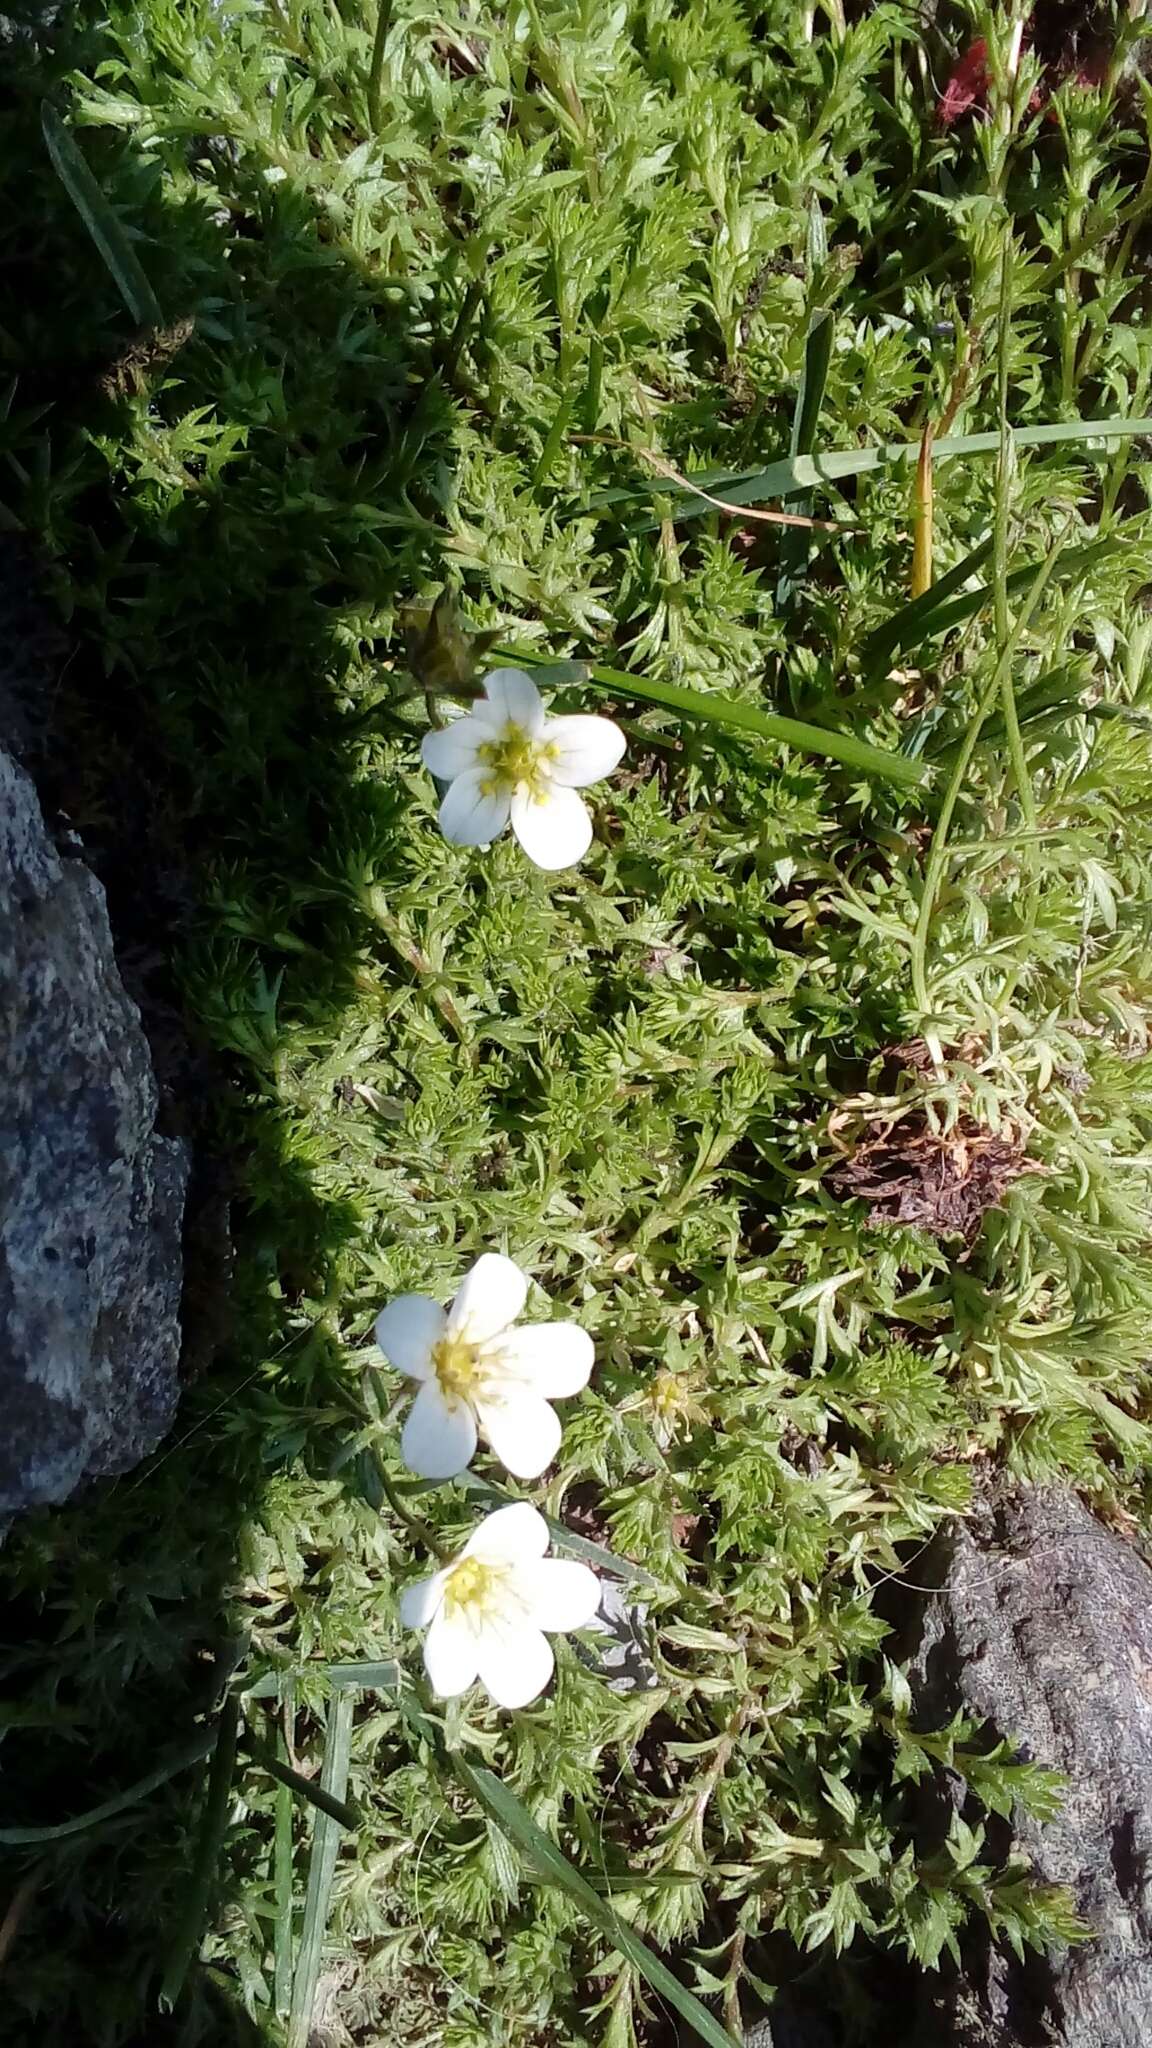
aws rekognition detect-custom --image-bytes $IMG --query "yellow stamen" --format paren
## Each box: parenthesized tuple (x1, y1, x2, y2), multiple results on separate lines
(442, 1555, 507, 1621)
(476, 720, 558, 799)
(431, 1332, 481, 1405)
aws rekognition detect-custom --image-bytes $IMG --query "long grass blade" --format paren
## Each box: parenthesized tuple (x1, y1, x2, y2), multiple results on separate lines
(325, 1659, 403, 1690)
(496, 645, 927, 789)
(41, 105, 162, 328)
(254, 1749, 359, 1831)
(159, 1693, 241, 2009)
(862, 536, 1118, 677)
(273, 1743, 295, 2022)
(0, 1727, 216, 1844)
(776, 294, 834, 606)
(287, 1691, 354, 2048)
(609, 413, 1152, 528)
(392, 1689, 737, 2048)
(793, 308, 833, 461)
(0, 1867, 44, 1980)
(909, 524, 1075, 1015)
(452, 1758, 739, 2048)
(861, 537, 993, 672)
(910, 423, 934, 598)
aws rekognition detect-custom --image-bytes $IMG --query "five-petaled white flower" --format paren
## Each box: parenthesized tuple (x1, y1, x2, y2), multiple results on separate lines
(375, 1252, 593, 1480)
(421, 667, 626, 871)
(400, 1501, 601, 1708)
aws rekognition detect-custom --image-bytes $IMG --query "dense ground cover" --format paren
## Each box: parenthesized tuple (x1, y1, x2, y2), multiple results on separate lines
(4, 1, 1152, 2042)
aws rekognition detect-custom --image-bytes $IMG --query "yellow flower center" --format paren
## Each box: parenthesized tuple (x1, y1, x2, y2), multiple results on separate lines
(442, 1555, 508, 1621)
(477, 720, 558, 800)
(431, 1332, 482, 1406)
(649, 1370, 682, 1418)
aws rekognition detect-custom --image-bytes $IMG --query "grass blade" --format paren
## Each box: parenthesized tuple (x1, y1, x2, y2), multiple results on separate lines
(793, 307, 833, 462)
(0, 1727, 216, 1844)
(776, 300, 834, 607)
(254, 1749, 359, 1831)
(325, 1660, 403, 1690)
(610, 413, 1152, 529)
(41, 105, 162, 328)
(160, 1693, 241, 2009)
(393, 1689, 736, 2048)
(910, 423, 934, 598)
(0, 1866, 43, 1978)
(453, 1758, 739, 2048)
(860, 537, 993, 673)
(273, 1740, 295, 2022)
(496, 646, 927, 789)
(287, 1691, 354, 2048)
(862, 535, 1119, 677)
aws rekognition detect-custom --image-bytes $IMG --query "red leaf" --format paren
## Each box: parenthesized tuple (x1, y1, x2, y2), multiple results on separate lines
(938, 37, 991, 126)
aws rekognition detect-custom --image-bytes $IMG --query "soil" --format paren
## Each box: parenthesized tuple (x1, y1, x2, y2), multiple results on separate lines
(828, 1041, 1041, 1245)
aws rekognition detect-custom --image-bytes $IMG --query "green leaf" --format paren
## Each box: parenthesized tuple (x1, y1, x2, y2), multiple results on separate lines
(859, 537, 993, 674)
(609, 414, 1152, 528)
(253, 1747, 360, 1831)
(273, 1740, 295, 2022)
(820, 1770, 858, 1827)
(325, 1659, 403, 1690)
(451, 1759, 740, 2048)
(160, 1694, 241, 2008)
(867, 536, 1119, 678)
(776, 217, 833, 611)
(884, 1658, 913, 1718)
(0, 1727, 216, 1844)
(793, 308, 833, 463)
(393, 1689, 736, 2048)
(496, 648, 927, 790)
(288, 1691, 355, 2048)
(40, 104, 162, 328)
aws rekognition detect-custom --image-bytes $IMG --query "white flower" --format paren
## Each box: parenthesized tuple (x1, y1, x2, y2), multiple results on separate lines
(400, 1501, 601, 1708)
(375, 1252, 593, 1480)
(420, 667, 626, 871)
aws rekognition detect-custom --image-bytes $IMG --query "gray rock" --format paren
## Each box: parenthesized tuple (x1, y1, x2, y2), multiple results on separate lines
(0, 1, 62, 48)
(905, 1485, 1152, 2048)
(741, 2005, 838, 2048)
(0, 743, 187, 1519)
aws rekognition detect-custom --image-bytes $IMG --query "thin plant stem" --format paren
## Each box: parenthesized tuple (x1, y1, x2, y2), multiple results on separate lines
(440, 276, 484, 384)
(910, 529, 1073, 1019)
(378, 1465, 452, 1561)
(160, 1692, 242, 2008)
(367, 0, 393, 133)
(993, 232, 1036, 838)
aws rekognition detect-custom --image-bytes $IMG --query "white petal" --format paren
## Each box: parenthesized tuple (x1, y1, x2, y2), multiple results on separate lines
(448, 1252, 527, 1343)
(518, 1558, 602, 1632)
(424, 1610, 480, 1697)
(488, 1324, 593, 1398)
(438, 769, 512, 848)
(399, 1571, 446, 1628)
(374, 1295, 445, 1379)
(421, 716, 488, 782)
(400, 1382, 478, 1479)
(474, 1616, 554, 1709)
(464, 1501, 549, 1564)
(543, 714, 627, 788)
(476, 668, 545, 735)
(477, 1390, 563, 1478)
(510, 786, 593, 870)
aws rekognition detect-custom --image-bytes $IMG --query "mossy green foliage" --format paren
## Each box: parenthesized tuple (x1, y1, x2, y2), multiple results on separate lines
(2, 1, 1152, 2042)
